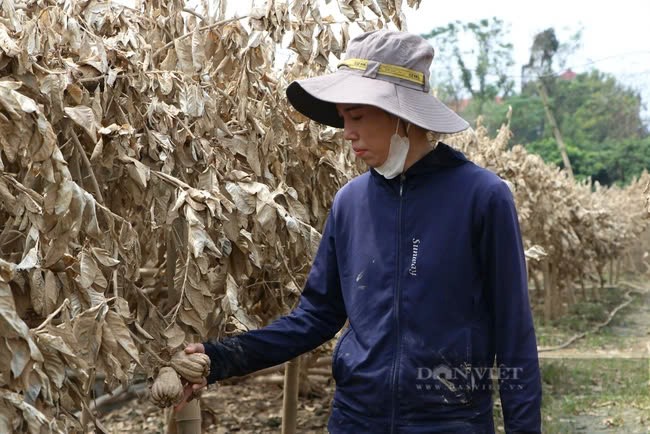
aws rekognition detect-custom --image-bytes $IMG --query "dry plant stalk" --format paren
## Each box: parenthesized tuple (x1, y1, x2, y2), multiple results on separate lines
(0, 0, 647, 431)
(0, 0, 404, 431)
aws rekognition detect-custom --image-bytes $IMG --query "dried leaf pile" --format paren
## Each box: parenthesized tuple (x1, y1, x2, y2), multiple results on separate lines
(0, 0, 646, 432)
(0, 0, 413, 431)
(449, 120, 650, 318)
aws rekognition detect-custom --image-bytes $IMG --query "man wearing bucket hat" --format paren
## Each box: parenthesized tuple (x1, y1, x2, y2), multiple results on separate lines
(181, 30, 542, 433)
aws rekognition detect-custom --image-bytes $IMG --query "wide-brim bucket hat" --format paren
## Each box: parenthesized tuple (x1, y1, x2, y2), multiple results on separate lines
(286, 30, 469, 134)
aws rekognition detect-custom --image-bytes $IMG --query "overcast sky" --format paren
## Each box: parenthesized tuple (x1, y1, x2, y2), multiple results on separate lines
(407, 1, 650, 119)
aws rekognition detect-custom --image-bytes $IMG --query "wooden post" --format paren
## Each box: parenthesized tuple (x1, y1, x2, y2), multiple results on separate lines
(281, 358, 300, 434)
(551, 265, 561, 319)
(532, 271, 543, 304)
(166, 409, 178, 434)
(166, 224, 180, 307)
(542, 260, 553, 324)
(175, 400, 202, 434)
(566, 279, 577, 307)
(594, 265, 603, 300)
(609, 259, 614, 286)
(165, 220, 201, 434)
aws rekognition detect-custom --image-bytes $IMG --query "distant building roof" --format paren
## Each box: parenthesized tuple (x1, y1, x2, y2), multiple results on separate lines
(559, 69, 577, 80)
(445, 96, 504, 113)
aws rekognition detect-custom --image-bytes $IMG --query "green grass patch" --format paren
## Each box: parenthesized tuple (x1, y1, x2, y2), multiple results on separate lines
(534, 286, 632, 349)
(539, 358, 650, 432)
(493, 358, 650, 432)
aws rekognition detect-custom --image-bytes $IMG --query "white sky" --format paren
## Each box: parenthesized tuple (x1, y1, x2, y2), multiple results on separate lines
(403, 0, 650, 116)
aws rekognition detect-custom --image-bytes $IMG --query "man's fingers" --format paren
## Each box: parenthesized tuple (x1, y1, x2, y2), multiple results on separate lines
(184, 343, 198, 353)
(192, 379, 207, 390)
(174, 385, 195, 412)
(172, 353, 207, 413)
(184, 343, 205, 354)
(174, 398, 187, 412)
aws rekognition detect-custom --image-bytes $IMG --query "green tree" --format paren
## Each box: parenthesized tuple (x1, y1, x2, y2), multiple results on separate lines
(423, 17, 515, 116)
(551, 70, 647, 143)
(527, 136, 650, 186)
(482, 69, 649, 185)
(474, 94, 545, 142)
(425, 20, 649, 185)
(516, 27, 647, 185)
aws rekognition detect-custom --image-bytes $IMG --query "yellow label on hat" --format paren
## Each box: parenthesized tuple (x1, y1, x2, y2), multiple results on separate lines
(338, 58, 424, 86)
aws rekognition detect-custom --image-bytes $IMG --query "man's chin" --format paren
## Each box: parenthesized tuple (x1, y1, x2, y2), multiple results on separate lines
(357, 158, 375, 168)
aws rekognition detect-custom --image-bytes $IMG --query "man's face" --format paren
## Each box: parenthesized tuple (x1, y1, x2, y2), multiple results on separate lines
(336, 103, 396, 168)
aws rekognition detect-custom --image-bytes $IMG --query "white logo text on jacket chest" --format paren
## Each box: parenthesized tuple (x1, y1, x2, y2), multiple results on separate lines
(409, 238, 420, 276)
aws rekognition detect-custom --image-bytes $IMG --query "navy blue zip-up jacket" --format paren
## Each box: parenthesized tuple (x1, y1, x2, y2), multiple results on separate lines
(204, 143, 542, 433)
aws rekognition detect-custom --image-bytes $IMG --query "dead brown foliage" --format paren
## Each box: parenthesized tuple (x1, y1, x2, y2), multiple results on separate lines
(0, 1, 647, 432)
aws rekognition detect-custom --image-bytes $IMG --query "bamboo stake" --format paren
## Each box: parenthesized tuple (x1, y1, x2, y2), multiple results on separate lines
(551, 265, 561, 319)
(595, 265, 603, 300)
(532, 271, 543, 303)
(281, 358, 300, 434)
(165, 225, 179, 307)
(73, 189, 103, 434)
(112, 241, 120, 299)
(609, 259, 614, 286)
(542, 260, 552, 324)
(175, 400, 201, 433)
(166, 409, 178, 434)
(164, 219, 200, 434)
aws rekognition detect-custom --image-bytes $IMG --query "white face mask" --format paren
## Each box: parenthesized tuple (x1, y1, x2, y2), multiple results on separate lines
(375, 118, 410, 179)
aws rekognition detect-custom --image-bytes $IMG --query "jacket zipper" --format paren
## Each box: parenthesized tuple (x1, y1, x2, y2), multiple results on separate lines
(390, 173, 406, 434)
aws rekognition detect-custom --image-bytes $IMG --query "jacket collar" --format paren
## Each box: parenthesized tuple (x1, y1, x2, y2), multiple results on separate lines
(369, 142, 468, 182)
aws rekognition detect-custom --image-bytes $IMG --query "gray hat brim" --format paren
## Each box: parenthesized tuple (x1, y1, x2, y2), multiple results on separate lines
(286, 70, 469, 134)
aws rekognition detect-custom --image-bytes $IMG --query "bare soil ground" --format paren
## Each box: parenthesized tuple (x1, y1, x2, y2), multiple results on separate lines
(101, 379, 334, 433)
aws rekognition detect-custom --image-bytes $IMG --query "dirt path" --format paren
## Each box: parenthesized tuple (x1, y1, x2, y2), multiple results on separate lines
(101, 380, 334, 433)
(537, 287, 650, 433)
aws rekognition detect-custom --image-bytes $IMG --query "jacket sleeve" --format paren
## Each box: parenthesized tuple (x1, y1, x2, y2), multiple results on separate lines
(480, 180, 542, 434)
(203, 209, 347, 384)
